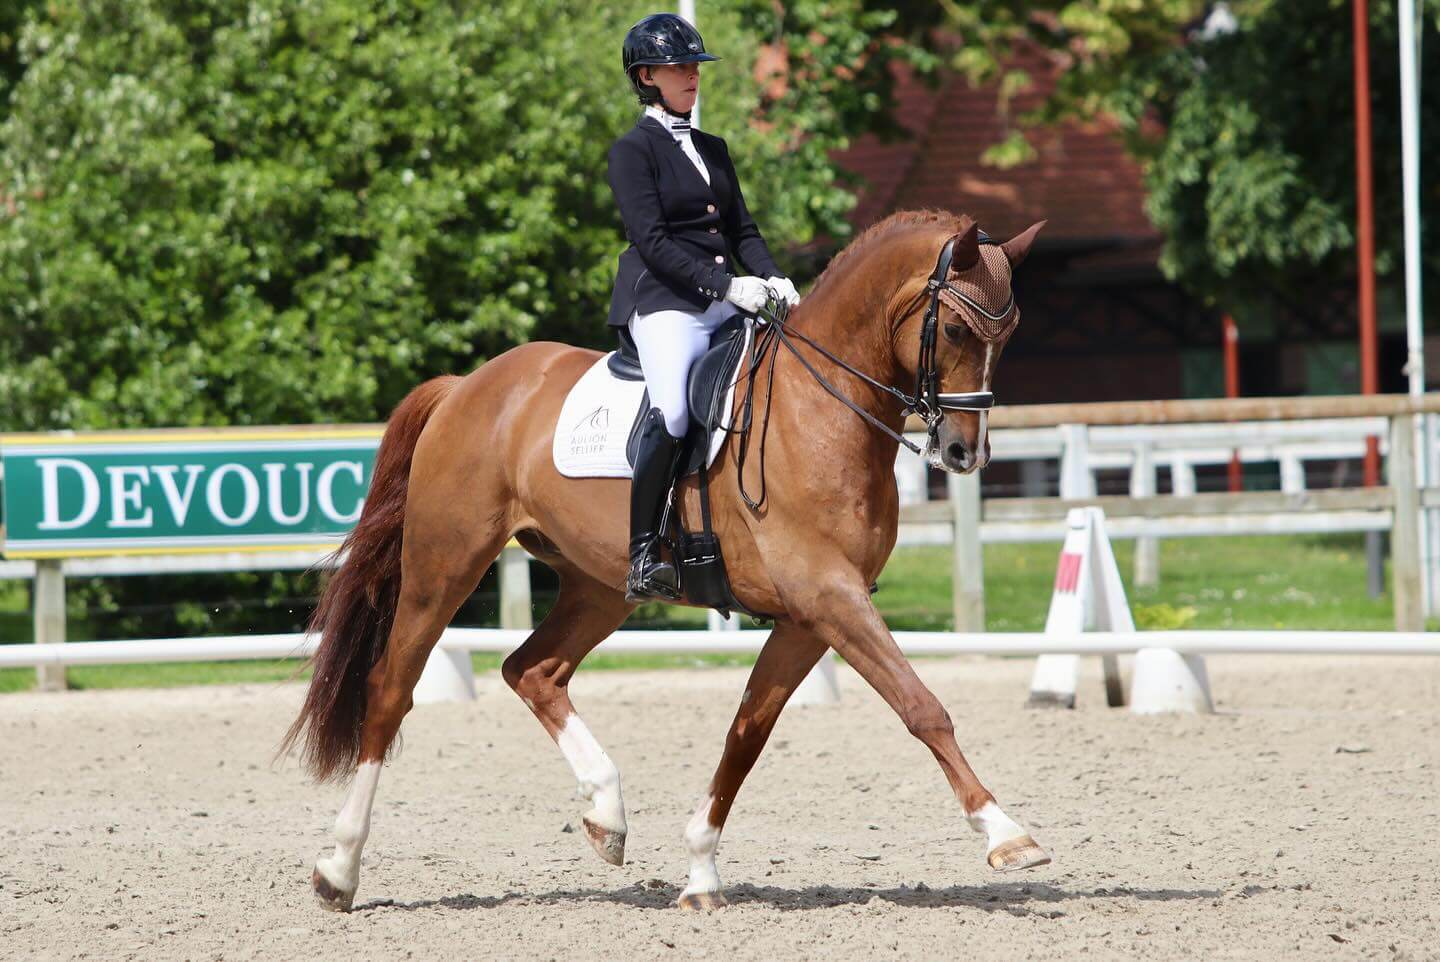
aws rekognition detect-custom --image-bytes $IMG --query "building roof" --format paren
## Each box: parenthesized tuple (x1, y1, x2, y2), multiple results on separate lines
(837, 46, 1159, 248)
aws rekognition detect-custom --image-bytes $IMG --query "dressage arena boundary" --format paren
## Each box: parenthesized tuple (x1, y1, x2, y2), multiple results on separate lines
(5, 503, 1433, 714)
(3, 392, 1436, 697)
(4, 628, 1438, 716)
(9, 502, 1432, 714)
(7, 627, 1438, 665)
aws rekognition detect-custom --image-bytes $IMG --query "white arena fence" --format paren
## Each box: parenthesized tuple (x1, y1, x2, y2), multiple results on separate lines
(5, 627, 1439, 669)
(897, 395, 1440, 632)
(2, 393, 1436, 696)
(4, 625, 1437, 715)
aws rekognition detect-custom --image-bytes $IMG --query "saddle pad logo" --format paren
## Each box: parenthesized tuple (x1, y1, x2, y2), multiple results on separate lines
(569, 405, 610, 457)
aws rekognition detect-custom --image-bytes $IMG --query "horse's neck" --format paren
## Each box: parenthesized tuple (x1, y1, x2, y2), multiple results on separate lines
(790, 226, 945, 390)
(773, 245, 918, 474)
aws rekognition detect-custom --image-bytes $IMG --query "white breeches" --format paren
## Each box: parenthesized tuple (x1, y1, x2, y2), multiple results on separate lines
(628, 299, 739, 438)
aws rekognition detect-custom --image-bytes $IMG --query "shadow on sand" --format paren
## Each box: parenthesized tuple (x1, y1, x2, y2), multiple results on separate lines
(356, 879, 1224, 918)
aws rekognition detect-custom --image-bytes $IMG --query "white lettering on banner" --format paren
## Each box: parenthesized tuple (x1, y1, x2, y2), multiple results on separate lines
(205, 464, 261, 527)
(36, 458, 101, 531)
(152, 465, 204, 526)
(106, 466, 153, 529)
(317, 461, 365, 524)
(263, 462, 313, 526)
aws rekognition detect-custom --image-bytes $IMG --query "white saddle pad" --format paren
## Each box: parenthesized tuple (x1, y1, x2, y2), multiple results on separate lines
(552, 341, 747, 479)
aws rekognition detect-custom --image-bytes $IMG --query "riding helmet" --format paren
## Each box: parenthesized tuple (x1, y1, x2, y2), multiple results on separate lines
(623, 13, 719, 103)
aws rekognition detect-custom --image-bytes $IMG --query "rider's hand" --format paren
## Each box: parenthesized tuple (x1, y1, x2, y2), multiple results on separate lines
(766, 276, 800, 308)
(724, 275, 772, 313)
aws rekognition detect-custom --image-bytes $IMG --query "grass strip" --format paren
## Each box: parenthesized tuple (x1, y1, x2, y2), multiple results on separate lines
(0, 534, 1422, 694)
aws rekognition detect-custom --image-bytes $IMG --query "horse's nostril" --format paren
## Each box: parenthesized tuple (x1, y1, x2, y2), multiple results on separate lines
(947, 441, 969, 463)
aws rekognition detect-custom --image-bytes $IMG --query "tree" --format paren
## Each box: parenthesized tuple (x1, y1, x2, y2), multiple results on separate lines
(945, 0, 1440, 321)
(0, 0, 941, 639)
(0, 0, 44, 117)
(0, 0, 936, 433)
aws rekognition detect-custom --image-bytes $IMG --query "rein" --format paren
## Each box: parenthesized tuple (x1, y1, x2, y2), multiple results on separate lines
(722, 237, 1003, 511)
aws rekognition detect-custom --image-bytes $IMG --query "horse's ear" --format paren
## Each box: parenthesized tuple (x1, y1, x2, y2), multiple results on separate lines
(947, 220, 981, 273)
(1000, 221, 1046, 269)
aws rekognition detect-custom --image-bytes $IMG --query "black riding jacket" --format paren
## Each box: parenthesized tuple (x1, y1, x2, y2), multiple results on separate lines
(605, 115, 783, 328)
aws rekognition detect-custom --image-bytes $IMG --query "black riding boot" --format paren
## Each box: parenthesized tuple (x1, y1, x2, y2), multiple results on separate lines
(626, 407, 685, 602)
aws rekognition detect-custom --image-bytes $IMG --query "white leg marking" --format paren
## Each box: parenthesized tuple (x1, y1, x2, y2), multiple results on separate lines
(680, 794, 722, 898)
(314, 761, 382, 896)
(555, 714, 626, 833)
(966, 800, 1027, 853)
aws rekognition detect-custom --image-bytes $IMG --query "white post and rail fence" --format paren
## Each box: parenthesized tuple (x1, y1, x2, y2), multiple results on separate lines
(2, 393, 1437, 702)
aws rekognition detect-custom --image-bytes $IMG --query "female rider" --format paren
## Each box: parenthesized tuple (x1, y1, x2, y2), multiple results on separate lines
(606, 13, 800, 603)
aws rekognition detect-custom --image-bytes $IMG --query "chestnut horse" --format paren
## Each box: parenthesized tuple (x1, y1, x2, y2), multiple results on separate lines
(283, 209, 1049, 912)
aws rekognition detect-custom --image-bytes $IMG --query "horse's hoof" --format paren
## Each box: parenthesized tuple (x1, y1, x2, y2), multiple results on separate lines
(987, 835, 1052, 872)
(676, 890, 727, 911)
(582, 817, 626, 866)
(312, 867, 356, 912)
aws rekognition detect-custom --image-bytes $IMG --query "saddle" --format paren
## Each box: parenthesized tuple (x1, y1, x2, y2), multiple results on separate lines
(610, 316, 750, 478)
(550, 316, 763, 620)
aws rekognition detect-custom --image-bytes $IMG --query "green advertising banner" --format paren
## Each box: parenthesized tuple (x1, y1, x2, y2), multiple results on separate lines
(0, 427, 383, 558)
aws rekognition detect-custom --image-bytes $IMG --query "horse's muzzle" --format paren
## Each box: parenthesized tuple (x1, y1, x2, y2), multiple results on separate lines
(942, 439, 981, 474)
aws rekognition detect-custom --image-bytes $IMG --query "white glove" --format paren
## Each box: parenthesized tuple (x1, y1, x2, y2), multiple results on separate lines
(724, 275, 772, 313)
(766, 275, 800, 308)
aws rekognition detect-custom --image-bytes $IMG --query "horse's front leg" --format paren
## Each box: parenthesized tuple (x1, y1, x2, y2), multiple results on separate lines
(677, 621, 828, 909)
(784, 572, 1051, 873)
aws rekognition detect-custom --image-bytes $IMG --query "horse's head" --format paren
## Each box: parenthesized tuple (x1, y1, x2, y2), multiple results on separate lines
(894, 218, 1044, 474)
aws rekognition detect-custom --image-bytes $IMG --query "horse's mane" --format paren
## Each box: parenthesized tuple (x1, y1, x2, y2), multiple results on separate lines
(810, 209, 971, 296)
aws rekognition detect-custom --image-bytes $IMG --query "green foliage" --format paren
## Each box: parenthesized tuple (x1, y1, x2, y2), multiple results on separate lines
(1133, 602, 1198, 630)
(0, 0, 43, 113)
(0, 0, 933, 433)
(944, 0, 1440, 314)
(1141, 0, 1440, 311)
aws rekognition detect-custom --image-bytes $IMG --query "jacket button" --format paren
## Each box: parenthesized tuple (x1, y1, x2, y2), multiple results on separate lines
(714, 255, 724, 263)
(706, 204, 716, 213)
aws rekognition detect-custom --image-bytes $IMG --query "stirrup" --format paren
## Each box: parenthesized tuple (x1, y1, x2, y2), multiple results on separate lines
(625, 541, 680, 602)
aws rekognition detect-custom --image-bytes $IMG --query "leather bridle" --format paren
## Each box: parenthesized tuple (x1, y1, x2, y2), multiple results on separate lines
(725, 233, 1013, 511)
(905, 232, 1005, 447)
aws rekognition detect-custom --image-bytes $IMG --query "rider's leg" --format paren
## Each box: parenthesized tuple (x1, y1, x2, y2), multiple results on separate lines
(626, 407, 685, 600)
(624, 307, 711, 600)
(628, 307, 712, 436)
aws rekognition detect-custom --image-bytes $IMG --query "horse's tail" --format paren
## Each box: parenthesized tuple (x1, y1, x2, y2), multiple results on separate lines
(280, 375, 462, 782)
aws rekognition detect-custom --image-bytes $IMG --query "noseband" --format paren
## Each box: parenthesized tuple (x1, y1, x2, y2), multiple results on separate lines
(725, 231, 1015, 510)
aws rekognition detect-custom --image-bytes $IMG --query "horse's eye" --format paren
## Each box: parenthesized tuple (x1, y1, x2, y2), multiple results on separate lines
(943, 322, 964, 342)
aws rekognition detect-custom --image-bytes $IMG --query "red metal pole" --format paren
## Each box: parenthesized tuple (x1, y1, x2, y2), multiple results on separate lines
(1224, 314, 1242, 492)
(1354, 0, 1381, 486)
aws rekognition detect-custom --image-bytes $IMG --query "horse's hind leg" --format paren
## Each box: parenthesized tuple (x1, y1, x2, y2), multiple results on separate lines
(312, 510, 508, 911)
(677, 621, 828, 910)
(501, 565, 635, 865)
